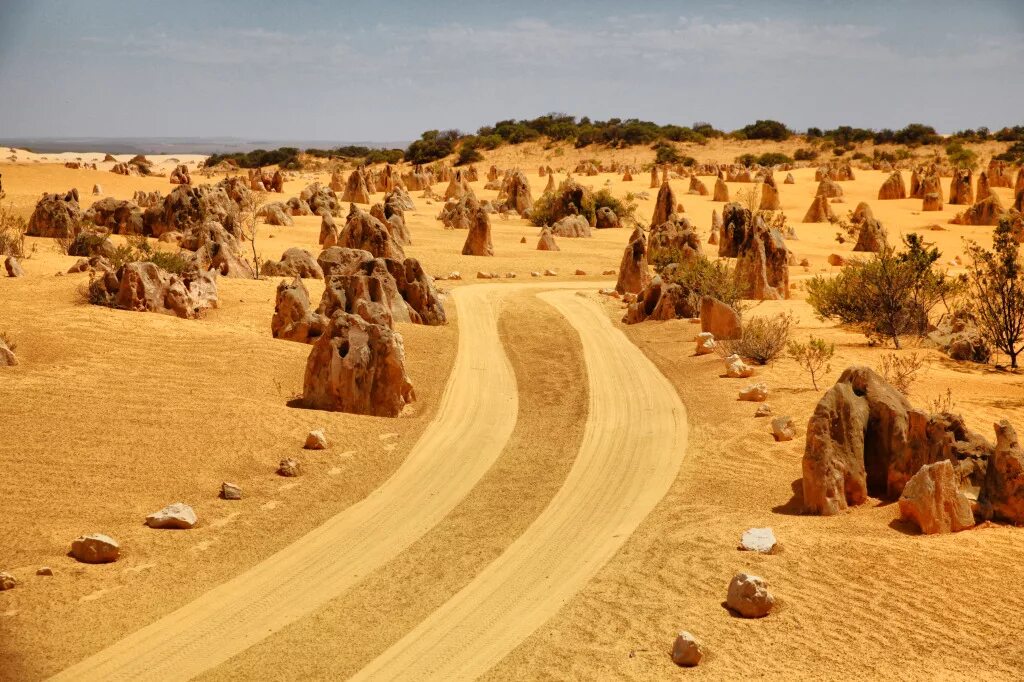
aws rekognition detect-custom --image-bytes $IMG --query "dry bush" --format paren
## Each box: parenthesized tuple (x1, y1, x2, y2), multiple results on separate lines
(0, 202, 29, 258)
(877, 352, 925, 394)
(928, 388, 956, 413)
(717, 312, 795, 365)
(787, 335, 835, 390)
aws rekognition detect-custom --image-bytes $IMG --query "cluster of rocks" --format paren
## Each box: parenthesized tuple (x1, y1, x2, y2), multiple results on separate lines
(88, 261, 219, 319)
(248, 167, 285, 193)
(802, 366, 1024, 533)
(169, 164, 191, 185)
(719, 203, 790, 300)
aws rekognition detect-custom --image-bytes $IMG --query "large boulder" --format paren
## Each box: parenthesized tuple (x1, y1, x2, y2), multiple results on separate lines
(853, 216, 887, 252)
(341, 169, 371, 204)
(143, 184, 239, 239)
(27, 189, 81, 238)
(302, 312, 415, 417)
(802, 366, 995, 515)
(877, 171, 907, 200)
(437, 193, 479, 230)
(384, 258, 447, 326)
(272, 276, 326, 343)
(802, 195, 835, 223)
(948, 168, 974, 205)
(700, 297, 741, 340)
(623, 276, 693, 324)
(720, 205, 789, 299)
(949, 195, 1006, 226)
(595, 206, 620, 229)
(550, 214, 591, 238)
(496, 169, 533, 214)
(261, 248, 323, 279)
(70, 534, 119, 564)
(650, 180, 677, 227)
(649, 216, 701, 264)
(338, 205, 405, 260)
(300, 182, 343, 218)
(258, 202, 293, 227)
(319, 259, 409, 328)
(898, 460, 975, 534)
(169, 164, 191, 185)
(462, 208, 494, 256)
(979, 420, 1024, 524)
(615, 227, 651, 295)
(93, 261, 218, 319)
(84, 198, 144, 235)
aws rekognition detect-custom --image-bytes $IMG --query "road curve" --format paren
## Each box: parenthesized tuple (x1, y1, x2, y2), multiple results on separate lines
(51, 284, 520, 682)
(353, 289, 688, 681)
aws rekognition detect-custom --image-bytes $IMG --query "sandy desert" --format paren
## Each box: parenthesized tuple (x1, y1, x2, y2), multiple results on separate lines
(3, 3, 1024, 681)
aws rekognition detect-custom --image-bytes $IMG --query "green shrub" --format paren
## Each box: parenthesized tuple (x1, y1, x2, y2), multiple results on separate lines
(755, 152, 793, 166)
(592, 189, 637, 225)
(653, 142, 680, 164)
(652, 252, 745, 313)
(788, 336, 835, 389)
(737, 120, 792, 141)
(405, 129, 460, 165)
(807, 234, 961, 347)
(794, 148, 818, 161)
(455, 142, 484, 166)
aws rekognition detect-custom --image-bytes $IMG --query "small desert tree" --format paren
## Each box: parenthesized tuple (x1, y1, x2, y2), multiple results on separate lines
(807, 234, 960, 348)
(965, 219, 1024, 368)
(787, 336, 835, 390)
(238, 190, 267, 279)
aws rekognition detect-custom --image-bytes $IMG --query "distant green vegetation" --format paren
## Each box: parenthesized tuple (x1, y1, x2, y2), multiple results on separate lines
(206, 145, 403, 169)
(736, 152, 794, 167)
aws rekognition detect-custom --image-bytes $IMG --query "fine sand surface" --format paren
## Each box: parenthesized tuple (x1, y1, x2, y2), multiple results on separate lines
(2, 138, 1024, 680)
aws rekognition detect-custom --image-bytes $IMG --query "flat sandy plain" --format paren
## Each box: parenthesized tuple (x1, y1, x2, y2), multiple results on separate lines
(1, 139, 1023, 680)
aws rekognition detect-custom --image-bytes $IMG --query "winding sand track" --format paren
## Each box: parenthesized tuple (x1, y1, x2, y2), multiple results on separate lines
(51, 284, 520, 682)
(353, 289, 688, 681)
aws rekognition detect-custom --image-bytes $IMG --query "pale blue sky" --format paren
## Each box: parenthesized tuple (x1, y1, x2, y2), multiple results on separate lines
(0, 0, 1021, 141)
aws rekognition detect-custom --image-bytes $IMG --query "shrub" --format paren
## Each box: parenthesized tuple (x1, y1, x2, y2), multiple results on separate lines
(787, 336, 835, 389)
(964, 219, 1024, 368)
(455, 142, 483, 166)
(405, 129, 460, 165)
(994, 141, 1024, 164)
(653, 142, 680, 165)
(877, 352, 925, 394)
(737, 120, 792, 141)
(717, 313, 795, 365)
(652, 253, 745, 313)
(592, 189, 637, 225)
(945, 141, 977, 169)
(0, 203, 28, 258)
(806, 234, 961, 347)
(755, 152, 793, 167)
(794, 148, 818, 161)
(108, 236, 193, 275)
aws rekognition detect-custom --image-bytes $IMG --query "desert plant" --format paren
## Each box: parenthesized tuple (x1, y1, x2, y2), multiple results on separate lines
(238, 190, 267, 279)
(787, 336, 835, 390)
(877, 352, 925, 394)
(653, 141, 680, 165)
(0, 202, 29, 258)
(964, 219, 1024, 368)
(928, 388, 956, 413)
(794, 148, 818, 162)
(807, 234, 961, 348)
(652, 252, 745, 313)
(717, 313, 795, 365)
(592, 188, 637, 225)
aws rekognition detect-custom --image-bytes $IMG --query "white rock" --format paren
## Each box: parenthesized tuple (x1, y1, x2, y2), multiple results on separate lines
(695, 332, 716, 356)
(739, 383, 768, 402)
(671, 631, 704, 667)
(145, 502, 197, 529)
(448, 271, 461, 281)
(71, 534, 120, 563)
(771, 416, 796, 442)
(725, 355, 753, 379)
(726, 573, 775, 618)
(739, 527, 777, 553)
(304, 429, 328, 450)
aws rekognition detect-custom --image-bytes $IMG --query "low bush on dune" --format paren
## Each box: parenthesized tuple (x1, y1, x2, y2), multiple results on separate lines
(653, 252, 745, 313)
(529, 186, 636, 227)
(788, 335, 835, 389)
(109, 236, 192, 275)
(807, 234, 961, 348)
(735, 152, 793, 168)
(794, 147, 818, 161)
(716, 313, 795, 365)
(0, 203, 29, 258)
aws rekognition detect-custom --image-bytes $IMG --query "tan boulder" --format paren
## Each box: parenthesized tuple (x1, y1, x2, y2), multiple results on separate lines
(272, 277, 326, 343)
(671, 632, 704, 667)
(340, 169, 371, 204)
(712, 176, 729, 202)
(536, 227, 559, 251)
(726, 573, 775, 618)
(877, 171, 907, 200)
(802, 195, 835, 223)
(615, 227, 651, 295)
(145, 502, 197, 530)
(700, 297, 741, 340)
(462, 208, 494, 256)
(979, 420, 1024, 524)
(948, 168, 974, 205)
(71, 534, 119, 563)
(898, 460, 975, 534)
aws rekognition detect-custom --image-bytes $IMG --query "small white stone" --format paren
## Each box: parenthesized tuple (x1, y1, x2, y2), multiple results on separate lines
(739, 383, 768, 402)
(145, 502, 197, 530)
(304, 429, 328, 450)
(739, 527, 777, 553)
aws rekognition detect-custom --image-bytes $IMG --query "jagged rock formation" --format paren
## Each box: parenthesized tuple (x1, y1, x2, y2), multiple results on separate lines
(877, 171, 907, 200)
(495, 169, 533, 215)
(338, 205, 405, 260)
(27, 189, 81, 238)
(462, 207, 494, 256)
(615, 227, 651, 295)
(802, 195, 835, 223)
(84, 198, 144, 235)
(948, 168, 974, 205)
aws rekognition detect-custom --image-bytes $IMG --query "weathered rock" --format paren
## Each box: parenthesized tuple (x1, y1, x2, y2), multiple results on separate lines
(384, 257, 447, 326)
(979, 420, 1024, 524)
(27, 189, 81, 238)
(317, 246, 374, 279)
(145, 502, 197, 529)
(341, 169, 371, 204)
(319, 213, 339, 247)
(712, 176, 730, 202)
(898, 460, 975, 534)
(651, 180, 677, 227)
(615, 228, 651, 295)
(948, 168, 974, 205)
(816, 179, 843, 199)
(84, 197, 145, 235)
(759, 178, 780, 210)
(536, 227, 559, 251)
(623, 276, 693, 323)
(221, 482, 243, 500)
(802, 195, 835, 223)
(169, 164, 191, 185)
(496, 170, 533, 214)
(70, 534, 119, 563)
(94, 262, 218, 319)
(259, 202, 293, 227)
(700, 297, 741, 340)
(725, 354, 753, 378)
(0, 573, 15, 591)
(272, 276, 327, 343)
(853, 216, 887, 252)
(551, 214, 591, 238)
(300, 182, 343, 218)
(695, 332, 716, 356)
(339, 205, 405, 260)
(462, 208, 494, 256)
(278, 458, 301, 477)
(726, 573, 774, 618)
(671, 632, 704, 667)
(261, 248, 323, 279)
(719, 205, 789, 300)
(36, 567, 53, 576)
(772, 416, 796, 441)
(784, 173, 795, 184)
(688, 176, 709, 196)
(304, 429, 328, 450)
(595, 206, 620, 228)
(302, 312, 415, 417)
(975, 171, 992, 204)
(0, 335, 16, 366)
(739, 383, 769, 402)
(437, 193, 479, 230)
(949, 195, 1006, 226)
(878, 171, 907, 200)
(649, 216, 701, 264)
(755, 403, 773, 417)
(5, 256, 24, 277)
(739, 527, 777, 553)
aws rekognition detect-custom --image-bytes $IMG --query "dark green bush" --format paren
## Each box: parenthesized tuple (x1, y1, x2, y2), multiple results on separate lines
(794, 148, 818, 161)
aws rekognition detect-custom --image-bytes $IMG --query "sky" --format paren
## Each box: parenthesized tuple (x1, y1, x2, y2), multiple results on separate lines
(0, 0, 1022, 142)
